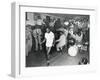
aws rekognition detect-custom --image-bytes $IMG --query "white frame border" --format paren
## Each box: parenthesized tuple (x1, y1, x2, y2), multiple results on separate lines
(11, 2, 97, 78)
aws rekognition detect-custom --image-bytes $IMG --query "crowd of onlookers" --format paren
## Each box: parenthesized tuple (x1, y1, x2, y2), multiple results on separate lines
(25, 13, 89, 65)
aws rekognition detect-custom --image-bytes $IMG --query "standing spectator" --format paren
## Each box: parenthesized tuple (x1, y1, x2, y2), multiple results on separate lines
(54, 18, 62, 30)
(49, 18, 56, 32)
(26, 26, 32, 56)
(44, 16, 51, 29)
(32, 15, 45, 51)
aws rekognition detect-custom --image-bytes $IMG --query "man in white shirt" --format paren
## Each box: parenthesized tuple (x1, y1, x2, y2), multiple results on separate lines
(41, 28, 54, 66)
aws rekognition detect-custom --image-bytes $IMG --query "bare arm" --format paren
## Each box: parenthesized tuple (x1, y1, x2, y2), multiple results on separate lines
(69, 30, 76, 39)
(56, 39, 60, 42)
(56, 36, 62, 42)
(41, 38, 46, 44)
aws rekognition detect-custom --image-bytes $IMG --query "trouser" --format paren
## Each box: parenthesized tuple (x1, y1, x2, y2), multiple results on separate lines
(33, 29, 42, 51)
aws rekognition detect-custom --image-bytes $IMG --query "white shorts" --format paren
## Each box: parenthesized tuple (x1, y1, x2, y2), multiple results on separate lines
(46, 40, 53, 47)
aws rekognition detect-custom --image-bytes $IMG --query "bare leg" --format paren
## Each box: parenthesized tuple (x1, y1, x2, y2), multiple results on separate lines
(46, 47, 52, 66)
(47, 47, 51, 55)
(38, 35, 42, 50)
(60, 47, 63, 51)
(56, 45, 60, 51)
